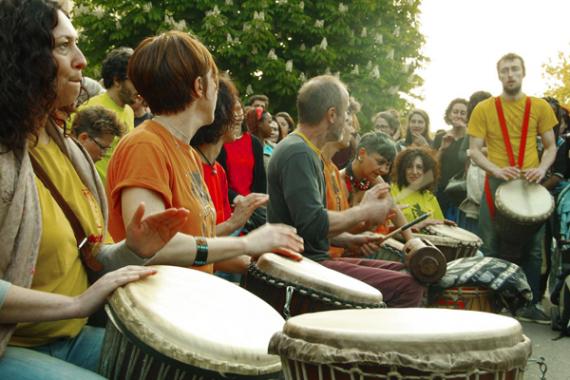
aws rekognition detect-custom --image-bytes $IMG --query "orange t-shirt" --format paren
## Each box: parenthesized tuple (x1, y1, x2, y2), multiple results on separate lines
(322, 157, 350, 257)
(106, 120, 216, 273)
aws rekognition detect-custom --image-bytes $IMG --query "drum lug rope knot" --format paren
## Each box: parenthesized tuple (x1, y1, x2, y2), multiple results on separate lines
(527, 356, 548, 380)
(284, 286, 295, 320)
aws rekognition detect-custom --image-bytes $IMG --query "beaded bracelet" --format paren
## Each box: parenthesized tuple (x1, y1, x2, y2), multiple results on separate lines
(193, 237, 209, 266)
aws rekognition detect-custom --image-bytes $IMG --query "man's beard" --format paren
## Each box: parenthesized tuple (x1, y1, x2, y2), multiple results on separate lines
(326, 121, 344, 142)
(503, 84, 522, 96)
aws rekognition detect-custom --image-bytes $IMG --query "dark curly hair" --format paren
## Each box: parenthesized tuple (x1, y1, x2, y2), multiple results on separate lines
(101, 47, 133, 89)
(0, 0, 60, 152)
(391, 147, 439, 192)
(191, 74, 238, 146)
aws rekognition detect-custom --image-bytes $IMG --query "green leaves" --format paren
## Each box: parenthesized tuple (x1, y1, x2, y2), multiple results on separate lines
(73, 0, 426, 130)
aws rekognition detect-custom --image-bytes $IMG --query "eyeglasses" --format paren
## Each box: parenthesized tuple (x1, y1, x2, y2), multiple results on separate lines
(90, 136, 112, 154)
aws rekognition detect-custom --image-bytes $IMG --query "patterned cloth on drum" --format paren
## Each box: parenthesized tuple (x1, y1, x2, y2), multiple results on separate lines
(100, 266, 284, 380)
(243, 253, 384, 319)
(429, 257, 533, 314)
(269, 308, 531, 380)
(416, 224, 483, 262)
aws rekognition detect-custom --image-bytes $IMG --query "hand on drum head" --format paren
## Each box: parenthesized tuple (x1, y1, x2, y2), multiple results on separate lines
(412, 218, 443, 232)
(443, 219, 457, 226)
(491, 166, 520, 181)
(75, 266, 157, 318)
(126, 202, 190, 258)
(243, 223, 304, 259)
(271, 247, 303, 262)
(344, 232, 383, 257)
(523, 167, 546, 184)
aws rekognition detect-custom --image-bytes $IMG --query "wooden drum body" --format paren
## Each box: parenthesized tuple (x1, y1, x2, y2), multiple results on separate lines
(243, 253, 384, 319)
(269, 308, 531, 380)
(416, 224, 483, 262)
(432, 286, 494, 312)
(100, 265, 284, 380)
(495, 179, 554, 244)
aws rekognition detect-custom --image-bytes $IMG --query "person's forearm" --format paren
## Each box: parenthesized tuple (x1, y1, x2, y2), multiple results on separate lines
(328, 206, 369, 237)
(145, 233, 247, 266)
(215, 217, 240, 237)
(470, 148, 500, 175)
(539, 145, 557, 173)
(0, 282, 79, 324)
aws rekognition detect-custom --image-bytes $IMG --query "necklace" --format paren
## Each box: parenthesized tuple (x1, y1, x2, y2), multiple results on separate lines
(345, 161, 371, 192)
(195, 147, 217, 175)
(154, 117, 192, 144)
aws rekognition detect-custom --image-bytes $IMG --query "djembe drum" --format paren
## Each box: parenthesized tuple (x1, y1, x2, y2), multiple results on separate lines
(243, 253, 384, 319)
(432, 286, 494, 312)
(269, 308, 531, 380)
(99, 265, 284, 380)
(415, 224, 483, 262)
(495, 178, 554, 260)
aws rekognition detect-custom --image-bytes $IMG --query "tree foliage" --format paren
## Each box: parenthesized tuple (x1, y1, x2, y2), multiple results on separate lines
(73, 0, 427, 130)
(543, 50, 570, 105)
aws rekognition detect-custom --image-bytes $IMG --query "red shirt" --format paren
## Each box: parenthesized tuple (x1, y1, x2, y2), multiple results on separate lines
(223, 132, 254, 196)
(201, 161, 232, 224)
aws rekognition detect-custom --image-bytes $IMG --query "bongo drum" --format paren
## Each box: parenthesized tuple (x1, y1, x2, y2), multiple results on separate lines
(99, 265, 284, 380)
(243, 253, 383, 319)
(416, 224, 482, 262)
(269, 308, 531, 380)
(432, 286, 494, 312)
(495, 178, 554, 245)
(369, 238, 404, 262)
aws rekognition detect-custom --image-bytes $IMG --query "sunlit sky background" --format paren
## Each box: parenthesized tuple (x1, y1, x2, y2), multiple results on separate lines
(413, 0, 570, 132)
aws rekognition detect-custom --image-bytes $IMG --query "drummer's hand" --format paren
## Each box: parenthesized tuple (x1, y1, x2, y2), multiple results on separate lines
(228, 193, 268, 229)
(74, 266, 157, 318)
(361, 184, 393, 224)
(243, 223, 304, 259)
(524, 167, 546, 184)
(412, 218, 443, 232)
(491, 166, 520, 181)
(343, 232, 382, 257)
(443, 219, 457, 226)
(125, 202, 190, 258)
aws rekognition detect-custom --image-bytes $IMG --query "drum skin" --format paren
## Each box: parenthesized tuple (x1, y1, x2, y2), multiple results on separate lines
(495, 179, 554, 244)
(100, 265, 284, 380)
(243, 253, 384, 319)
(417, 224, 482, 262)
(269, 308, 531, 380)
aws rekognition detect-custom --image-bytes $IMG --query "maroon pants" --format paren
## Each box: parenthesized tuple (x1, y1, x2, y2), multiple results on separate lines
(321, 257, 425, 308)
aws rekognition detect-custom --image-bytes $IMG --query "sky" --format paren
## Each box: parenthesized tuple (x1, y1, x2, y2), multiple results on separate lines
(413, 0, 570, 131)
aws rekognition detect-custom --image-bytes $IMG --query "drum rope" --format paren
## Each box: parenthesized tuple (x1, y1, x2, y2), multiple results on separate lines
(247, 264, 386, 310)
(527, 356, 548, 380)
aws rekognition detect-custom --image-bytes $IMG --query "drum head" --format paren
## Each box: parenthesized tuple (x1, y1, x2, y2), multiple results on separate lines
(425, 224, 482, 245)
(270, 308, 530, 373)
(255, 253, 383, 305)
(495, 179, 554, 222)
(108, 265, 283, 376)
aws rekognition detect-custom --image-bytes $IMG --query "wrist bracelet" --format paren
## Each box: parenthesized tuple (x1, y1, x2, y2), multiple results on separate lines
(193, 237, 209, 266)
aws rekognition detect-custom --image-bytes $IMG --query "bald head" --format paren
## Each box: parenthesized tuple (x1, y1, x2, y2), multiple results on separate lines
(297, 75, 348, 126)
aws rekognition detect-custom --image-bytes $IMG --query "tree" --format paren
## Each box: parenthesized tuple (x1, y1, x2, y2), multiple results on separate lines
(543, 50, 570, 105)
(73, 0, 427, 130)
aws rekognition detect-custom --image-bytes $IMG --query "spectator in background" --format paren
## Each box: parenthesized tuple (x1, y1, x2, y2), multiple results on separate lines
(247, 94, 269, 110)
(275, 111, 295, 138)
(77, 76, 104, 106)
(433, 98, 469, 222)
(402, 109, 432, 148)
(245, 107, 274, 172)
(76, 47, 137, 184)
(71, 106, 124, 163)
(132, 95, 152, 127)
(372, 110, 405, 151)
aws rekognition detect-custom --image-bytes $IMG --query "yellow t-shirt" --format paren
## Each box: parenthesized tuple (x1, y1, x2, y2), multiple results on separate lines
(390, 183, 444, 222)
(77, 92, 134, 184)
(11, 138, 106, 347)
(467, 96, 557, 169)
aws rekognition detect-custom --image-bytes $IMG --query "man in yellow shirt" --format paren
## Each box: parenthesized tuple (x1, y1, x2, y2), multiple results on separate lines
(468, 53, 557, 323)
(77, 47, 137, 184)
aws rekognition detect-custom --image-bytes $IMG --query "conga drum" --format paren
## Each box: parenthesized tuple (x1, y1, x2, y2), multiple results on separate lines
(269, 308, 531, 380)
(495, 178, 554, 246)
(99, 265, 284, 380)
(243, 253, 384, 319)
(415, 224, 483, 262)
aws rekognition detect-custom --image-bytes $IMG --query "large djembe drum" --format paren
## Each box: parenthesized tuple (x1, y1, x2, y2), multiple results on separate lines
(494, 178, 554, 260)
(243, 253, 384, 319)
(269, 308, 531, 380)
(99, 265, 284, 380)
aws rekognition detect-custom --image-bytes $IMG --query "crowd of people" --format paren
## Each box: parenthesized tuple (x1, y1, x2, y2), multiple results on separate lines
(0, 0, 568, 378)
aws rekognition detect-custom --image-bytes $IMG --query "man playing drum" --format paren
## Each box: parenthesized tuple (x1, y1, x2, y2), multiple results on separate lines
(267, 75, 425, 307)
(468, 53, 558, 323)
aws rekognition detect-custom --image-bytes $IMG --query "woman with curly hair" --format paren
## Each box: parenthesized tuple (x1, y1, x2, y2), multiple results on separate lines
(402, 109, 433, 148)
(0, 1, 191, 377)
(390, 147, 444, 230)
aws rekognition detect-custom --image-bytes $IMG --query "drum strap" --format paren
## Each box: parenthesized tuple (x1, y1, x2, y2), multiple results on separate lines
(484, 97, 532, 218)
